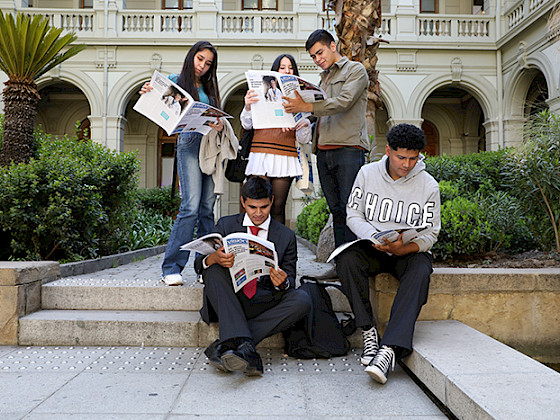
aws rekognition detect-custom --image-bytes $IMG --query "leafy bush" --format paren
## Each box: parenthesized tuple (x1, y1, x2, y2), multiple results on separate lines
(433, 191, 535, 261)
(0, 132, 139, 261)
(504, 110, 560, 252)
(118, 208, 174, 252)
(135, 185, 181, 217)
(296, 197, 330, 244)
(425, 149, 511, 196)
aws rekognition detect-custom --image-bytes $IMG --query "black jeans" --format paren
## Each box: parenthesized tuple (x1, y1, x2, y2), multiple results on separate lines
(316, 147, 364, 247)
(336, 244, 433, 356)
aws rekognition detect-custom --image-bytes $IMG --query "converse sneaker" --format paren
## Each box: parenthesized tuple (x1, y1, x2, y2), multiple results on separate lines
(365, 345, 395, 384)
(161, 273, 183, 286)
(360, 326, 380, 366)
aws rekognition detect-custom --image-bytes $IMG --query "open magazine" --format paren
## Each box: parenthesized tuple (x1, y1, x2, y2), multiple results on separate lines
(326, 225, 430, 263)
(245, 70, 326, 129)
(180, 232, 279, 293)
(133, 70, 232, 136)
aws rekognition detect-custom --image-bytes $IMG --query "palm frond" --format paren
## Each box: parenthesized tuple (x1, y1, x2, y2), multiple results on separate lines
(0, 11, 84, 80)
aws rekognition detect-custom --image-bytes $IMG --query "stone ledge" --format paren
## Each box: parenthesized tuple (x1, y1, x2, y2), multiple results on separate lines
(59, 245, 166, 279)
(403, 321, 560, 420)
(0, 262, 60, 286)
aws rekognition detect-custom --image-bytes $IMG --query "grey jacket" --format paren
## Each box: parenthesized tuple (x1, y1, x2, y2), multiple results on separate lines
(312, 56, 369, 151)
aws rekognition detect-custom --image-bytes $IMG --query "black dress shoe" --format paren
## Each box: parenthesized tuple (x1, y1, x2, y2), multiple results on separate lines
(204, 340, 229, 373)
(221, 342, 263, 376)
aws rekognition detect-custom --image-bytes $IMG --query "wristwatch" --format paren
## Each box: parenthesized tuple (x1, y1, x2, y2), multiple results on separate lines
(275, 278, 290, 291)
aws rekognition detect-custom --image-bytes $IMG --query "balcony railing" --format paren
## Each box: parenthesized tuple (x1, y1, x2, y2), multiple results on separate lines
(418, 15, 492, 38)
(17, 5, 548, 44)
(506, 0, 554, 31)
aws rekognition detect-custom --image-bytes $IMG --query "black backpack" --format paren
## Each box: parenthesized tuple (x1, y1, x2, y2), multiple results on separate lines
(225, 129, 254, 183)
(283, 276, 355, 359)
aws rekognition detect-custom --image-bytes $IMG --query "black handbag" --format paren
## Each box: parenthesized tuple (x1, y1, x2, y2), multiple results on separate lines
(225, 129, 254, 183)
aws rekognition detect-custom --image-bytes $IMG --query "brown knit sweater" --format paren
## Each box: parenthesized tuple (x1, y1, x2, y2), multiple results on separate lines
(250, 128, 298, 157)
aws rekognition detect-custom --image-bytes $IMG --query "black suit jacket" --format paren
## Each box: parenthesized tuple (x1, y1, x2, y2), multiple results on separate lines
(194, 213, 297, 288)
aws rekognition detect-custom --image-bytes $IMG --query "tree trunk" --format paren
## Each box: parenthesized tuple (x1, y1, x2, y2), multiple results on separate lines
(0, 78, 40, 166)
(329, 0, 383, 156)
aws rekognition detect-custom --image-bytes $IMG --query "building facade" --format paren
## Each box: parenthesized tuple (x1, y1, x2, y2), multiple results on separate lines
(0, 0, 558, 226)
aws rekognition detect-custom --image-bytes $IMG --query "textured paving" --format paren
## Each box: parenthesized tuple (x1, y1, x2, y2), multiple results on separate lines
(0, 345, 446, 419)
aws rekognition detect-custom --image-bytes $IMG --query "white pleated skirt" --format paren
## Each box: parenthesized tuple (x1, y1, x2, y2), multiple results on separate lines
(245, 152, 303, 178)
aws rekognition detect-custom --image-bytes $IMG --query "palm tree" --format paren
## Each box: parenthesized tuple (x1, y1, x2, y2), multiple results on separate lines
(327, 0, 383, 152)
(0, 12, 85, 166)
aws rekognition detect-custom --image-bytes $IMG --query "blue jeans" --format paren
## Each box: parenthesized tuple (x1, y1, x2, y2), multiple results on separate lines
(161, 132, 217, 276)
(317, 147, 365, 247)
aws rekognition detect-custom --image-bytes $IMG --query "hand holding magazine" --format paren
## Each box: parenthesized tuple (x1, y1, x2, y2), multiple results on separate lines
(133, 70, 232, 136)
(181, 232, 279, 293)
(245, 70, 326, 129)
(326, 225, 430, 263)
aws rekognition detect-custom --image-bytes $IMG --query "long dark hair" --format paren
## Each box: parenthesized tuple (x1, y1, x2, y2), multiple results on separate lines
(271, 54, 299, 76)
(176, 41, 220, 108)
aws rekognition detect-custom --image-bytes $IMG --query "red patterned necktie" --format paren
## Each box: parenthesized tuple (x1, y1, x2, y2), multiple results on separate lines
(243, 225, 261, 298)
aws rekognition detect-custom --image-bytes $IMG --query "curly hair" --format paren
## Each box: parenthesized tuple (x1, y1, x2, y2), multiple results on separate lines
(386, 123, 426, 151)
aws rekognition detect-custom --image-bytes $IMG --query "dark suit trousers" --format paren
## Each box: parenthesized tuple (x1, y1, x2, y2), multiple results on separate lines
(202, 264, 311, 345)
(336, 244, 432, 355)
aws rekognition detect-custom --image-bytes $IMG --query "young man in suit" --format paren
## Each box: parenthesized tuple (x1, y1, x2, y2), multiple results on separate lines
(195, 177, 311, 375)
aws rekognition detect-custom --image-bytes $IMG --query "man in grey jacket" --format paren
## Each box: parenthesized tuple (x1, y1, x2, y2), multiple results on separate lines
(336, 123, 441, 384)
(283, 29, 369, 247)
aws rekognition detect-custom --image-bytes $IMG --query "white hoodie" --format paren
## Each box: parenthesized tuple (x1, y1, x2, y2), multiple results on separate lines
(346, 154, 441, 253)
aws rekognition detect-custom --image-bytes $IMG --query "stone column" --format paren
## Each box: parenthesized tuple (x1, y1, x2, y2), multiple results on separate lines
(294, 0, 321, 38)
(502, 116, 525, 148)
(0, 262, 59, 345)
(387, 118, 423, 128)
(195, 0, 218, 39)
(394, 0, 418, 42)
(483, 119, 501, 151)
(546, 96, 560, 115)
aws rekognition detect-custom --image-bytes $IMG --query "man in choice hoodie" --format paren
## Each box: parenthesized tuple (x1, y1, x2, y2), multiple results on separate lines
(336, 123, 441, 384)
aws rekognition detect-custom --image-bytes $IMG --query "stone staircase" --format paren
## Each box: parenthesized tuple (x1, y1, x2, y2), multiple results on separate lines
(18, 244, 360, 348)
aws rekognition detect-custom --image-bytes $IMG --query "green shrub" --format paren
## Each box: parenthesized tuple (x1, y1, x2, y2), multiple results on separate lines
(296, 197, 330, 244)
(503, 110, 560, 252)
(425, 149, 511, 196)
(118, 208, 174, 252)
(0, 133, 139, 261)
(136, 185, 181, 217)
(433, 191, 535, 261)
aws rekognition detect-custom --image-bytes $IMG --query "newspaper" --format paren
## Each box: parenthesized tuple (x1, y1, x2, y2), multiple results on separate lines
(180, 232, 278, 293)
(245, 70, 326, 129)
(326, 225, 430, 263)
(133, 70, 232, 136)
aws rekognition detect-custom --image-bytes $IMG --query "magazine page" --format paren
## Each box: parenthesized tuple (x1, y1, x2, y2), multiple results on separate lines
(326, 238, 370, 263)
(179, 233, 224, 255)
(171, 102, 232, 136)
(222, 232, 278, 293)
(134, 70, 233, 136)
(133, 70, 194, 136)
(245, 70, 296, 129)
(326, 225, 430, 262)
(370, 225, 429, 246)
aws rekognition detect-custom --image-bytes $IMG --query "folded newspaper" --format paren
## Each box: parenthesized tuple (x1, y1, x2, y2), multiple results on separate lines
(180, 232, 279, 293)
(326, 225, 430, 263)
(245, 70, 326, 129)
(133, 70, 232, 136)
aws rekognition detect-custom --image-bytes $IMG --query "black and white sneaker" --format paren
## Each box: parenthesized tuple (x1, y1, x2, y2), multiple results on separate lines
(365, 345, 395, 384)
(360, 326, 380, 366)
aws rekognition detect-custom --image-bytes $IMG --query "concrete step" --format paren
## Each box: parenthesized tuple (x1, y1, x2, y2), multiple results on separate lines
(19, 309, 361, 348)
(403, 321, 560, 420)
(41, 276, 352, 313)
